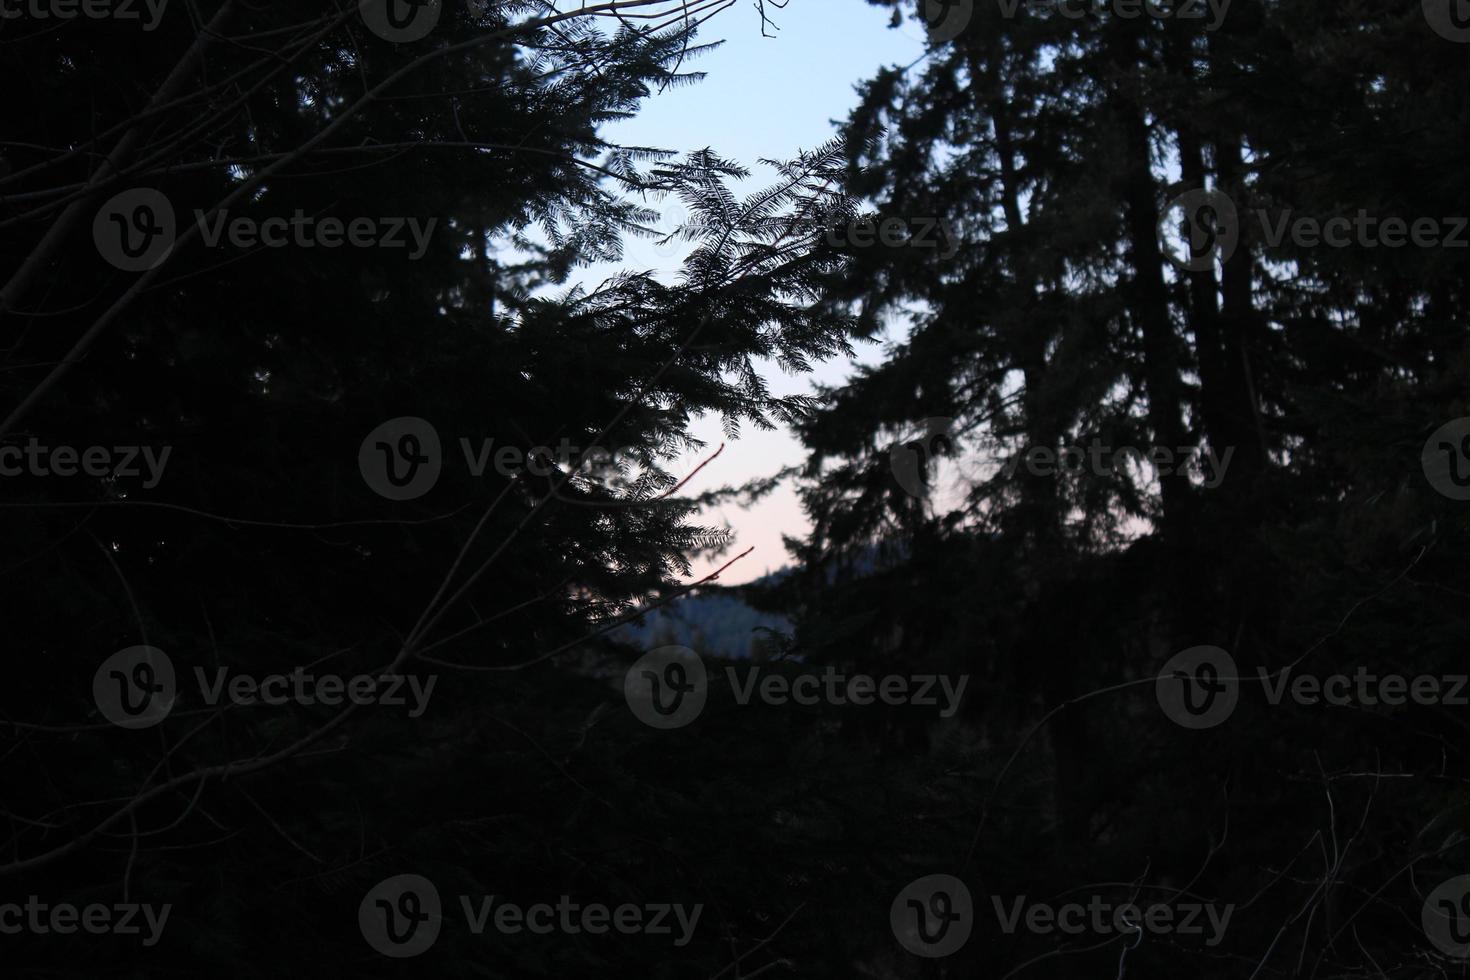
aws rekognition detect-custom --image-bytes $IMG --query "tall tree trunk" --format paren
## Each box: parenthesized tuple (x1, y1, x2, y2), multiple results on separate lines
(1108, 27, 1198, 646)
(990, 91, 1090, 859)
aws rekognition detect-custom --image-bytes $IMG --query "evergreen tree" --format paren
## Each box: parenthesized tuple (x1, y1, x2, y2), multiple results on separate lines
(776, 0, 1470, 974)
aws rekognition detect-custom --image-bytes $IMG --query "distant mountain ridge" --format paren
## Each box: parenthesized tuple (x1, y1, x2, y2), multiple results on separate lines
(617, 569, 792, 659)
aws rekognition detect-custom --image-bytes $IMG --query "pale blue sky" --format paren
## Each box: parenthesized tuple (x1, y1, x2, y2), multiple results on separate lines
(594, 0, 927, 584)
